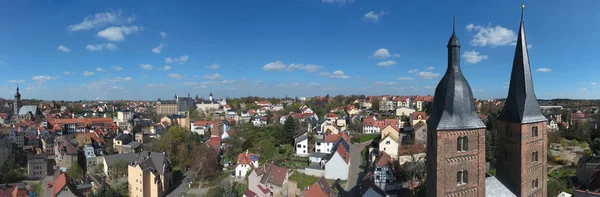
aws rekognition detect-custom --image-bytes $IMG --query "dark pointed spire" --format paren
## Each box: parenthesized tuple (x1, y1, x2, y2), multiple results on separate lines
(498, 5, 546, 124)
(427, 16, 485, 130)
(15, 85, 20, 97)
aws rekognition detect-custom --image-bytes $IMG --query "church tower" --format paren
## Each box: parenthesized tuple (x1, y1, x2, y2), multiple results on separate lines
(426, 16, 487, 197)
(208, 92, 213, 103)
(13, 85, 21, 116)
(496, 6, 547, 197)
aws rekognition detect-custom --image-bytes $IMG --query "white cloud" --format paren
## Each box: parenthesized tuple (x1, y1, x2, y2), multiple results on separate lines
(374, 81, 396, 86)
(592, 82, 597, 85)
(364, 11, 387, 22)
(263, 61, 286, 71)
(64, 71, 75, 75)
(86, 43, 118, 51)
(321, 0, 353, 4)
(536, 68, 552, 72)
(83, 71, 95, 76)
(418, 71, 440, 79)
(373, 48, 391, 59)
(160, 31, 167, 39)
(167, 73, 184, 80)
(581, 88, 588, 91)
(463, 50, 488, 64)
(7, 79, 24, 83)
(32, 75, 59, 84)
(122, 77, 133, 81)
(204, 73, 223, 80)
(309, 82, 320, 86)
(285, 63, 323, 72)
(152, 43, 165, 54)
(67, 10, 134, 32)
(408, 69, 419, 73)
(112, 66, 123, 71)
(397, 77, 414, 81)
(163, 66, 172, 70)
(140, 64, 153, 70)
(97, 26, 140, 42)
(206, 63, 220, 69)
(164, 55, 189, 64)
(376, 60, 396, 67)
(57, 45, 71, 52)
(320, 70, 350, 79)
(146, 84, 165, 88)
(96, 67, 107, 72)
(465, 23, 517, 47)
(426, 66, 435, 70)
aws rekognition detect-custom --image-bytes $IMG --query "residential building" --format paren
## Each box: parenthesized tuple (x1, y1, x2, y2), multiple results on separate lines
(315, 133, 349, 154)
(7, 131, 25, 148)
(83, 145, 99, 173)
(100, 152, 138, 177)
(373, 152, 395, 191)
(410, 112, 427, 126)
(548, 118, 559, 132)
(27, 153, 47, 179)
(379, 132, 399, 159)
(363, 117, 383, 134)
(49, 118, 115, 135)
(54, 136, 78, 169)
(41, 135, 55, 155)
(252, 116, 267, 127)
(302, 177, 334, 197)
(195, 102, 220, 114)
(127, 152, 173, 197)
(235, 150, 260, 177)
(113, 134, 133, 153)
(191, 120, 210, 135)
(576, 155, 600, 189)
(53, 173, 83, 197)
(160, 114, 190, 130)
(295, 135, 309, 157)
(412, 122, 427, 145)
(324, 140, 350, 180)
(395, 107, 415, 118)
(248, 163, 290, 197)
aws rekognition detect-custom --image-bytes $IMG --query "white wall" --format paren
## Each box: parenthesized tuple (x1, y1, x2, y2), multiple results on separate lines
(324, 153, 349, 180)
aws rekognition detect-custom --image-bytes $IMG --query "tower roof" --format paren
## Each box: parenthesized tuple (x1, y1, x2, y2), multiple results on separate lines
(427, 16, 485, 131)
(498, 6, 547, 124)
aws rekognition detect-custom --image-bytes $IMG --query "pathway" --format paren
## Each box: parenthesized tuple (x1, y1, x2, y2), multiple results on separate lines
(346, 140, 371, 190)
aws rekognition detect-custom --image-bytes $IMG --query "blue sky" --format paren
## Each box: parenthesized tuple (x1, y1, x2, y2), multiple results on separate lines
(0, 0, 597, 100)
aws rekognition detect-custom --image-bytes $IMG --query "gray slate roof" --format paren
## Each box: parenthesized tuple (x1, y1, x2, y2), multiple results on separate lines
(485, 176, 516, 197)
(18, 105, 39, 115)
(427, 23, 485, 131)
(103, 152, 138, 166)
(136, 151, 170, 175)
(295, 135, 308, 143)
(497, 12, 547, 124)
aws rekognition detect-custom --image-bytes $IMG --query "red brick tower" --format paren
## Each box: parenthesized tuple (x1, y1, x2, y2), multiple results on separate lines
(496, 6, 547, 197)
(426, 16, 487, 197)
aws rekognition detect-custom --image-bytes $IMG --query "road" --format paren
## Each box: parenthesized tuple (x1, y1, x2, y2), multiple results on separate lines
(166, 171, 192, 197)
(346, 140, 371, 191)
(41, 175, 55, 197)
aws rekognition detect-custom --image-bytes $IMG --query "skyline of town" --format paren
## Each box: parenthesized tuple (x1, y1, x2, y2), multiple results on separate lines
(0, 1, 597, 100)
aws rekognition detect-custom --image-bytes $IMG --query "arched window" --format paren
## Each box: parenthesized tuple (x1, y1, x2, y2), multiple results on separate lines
(532, 126, 538, 137)
(463, 170, 468, 183)
(457, 137, 463, 151)
(456, 171, 463, 185)
(463, 137, 469, 151)
(534, 151, 539, 162)
(532, 152, 535, 163)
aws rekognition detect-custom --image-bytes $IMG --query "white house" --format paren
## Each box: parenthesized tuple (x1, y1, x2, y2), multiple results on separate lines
(235, 150, 260, 177)
(295, 135, 309, 157)
(324, 142, 350, 180)
(373, 152, 396, 191)
(379, 133, 399, 159)
(191, 121, 209, 135)
(395, 107, 416, 118)
(252, 117, 267, 127)
(315, 133, 347, 154)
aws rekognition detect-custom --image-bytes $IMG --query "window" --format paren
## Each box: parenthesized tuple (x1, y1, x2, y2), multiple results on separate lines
(386, 141, 390, 144)
(534, 151, 539, 162)
(297, 144, 302, 148)
(532, 126, 538, 137)
(532, 179, 539, 190)
(457, 170, 469, 185)
(506, 125, 512, 137)
(457, 136, 468, 151)
(376, 167, 381, 171)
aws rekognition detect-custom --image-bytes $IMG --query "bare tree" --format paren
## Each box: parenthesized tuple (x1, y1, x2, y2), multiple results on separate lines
(190, 143, 220, 182)
(398, 144, 426, 196)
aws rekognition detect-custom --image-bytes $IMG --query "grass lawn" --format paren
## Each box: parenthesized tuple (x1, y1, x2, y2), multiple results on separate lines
(207, 170, 232, 186)
(288, 172, 345, 190)
(548, 166, 576, 180)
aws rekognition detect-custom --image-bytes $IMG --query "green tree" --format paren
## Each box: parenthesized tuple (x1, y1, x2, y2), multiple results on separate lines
(67, 163, 83, 179)
(592, 138, 600, 153)
(371, 97, 380, 111)
(485, 114, 497, 166)
(280, 116, 296, 145)
(222, 181, 236, 197)
(88, 184, 124, 197)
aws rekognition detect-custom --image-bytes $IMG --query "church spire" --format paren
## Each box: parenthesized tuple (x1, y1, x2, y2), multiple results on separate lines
(427, 16, 485, 130)
(498, 5, 546, 124)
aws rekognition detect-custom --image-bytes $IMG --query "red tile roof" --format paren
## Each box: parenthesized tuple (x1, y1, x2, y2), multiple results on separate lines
(53, 173, 68, 196)
(398, 144, 425, 156)
(13, 185, 29, 197)
(375, 152, 394, 167)
(89, 131, 104, 144)
(193, 121, 210, 127)
(411, 112, 427, 121)
(205, 137, 221, 151)
(304, 177, 334, 197)
(243, 190, 257, 197)
(335, 143, 350, 164)
(260, 164, 289, 187)
(237, 150, 259, 165)
(324, 133, 349, 143)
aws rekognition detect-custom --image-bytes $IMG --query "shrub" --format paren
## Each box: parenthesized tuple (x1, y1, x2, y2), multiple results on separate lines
(572, 140, 580, 147)
(584, 149, 592, 156)
(560, 138, 568, 147)
(582, 142, 589, 149)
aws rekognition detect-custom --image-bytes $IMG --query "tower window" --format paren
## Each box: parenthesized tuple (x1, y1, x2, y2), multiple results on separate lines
(532, 126, 538, 137)
(532, 151, 539, 162)
(506, 125, 512, 137)
(457, 136, 468, 152)
(456, 170, 468, 185)
(532, 179, 539, 190)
